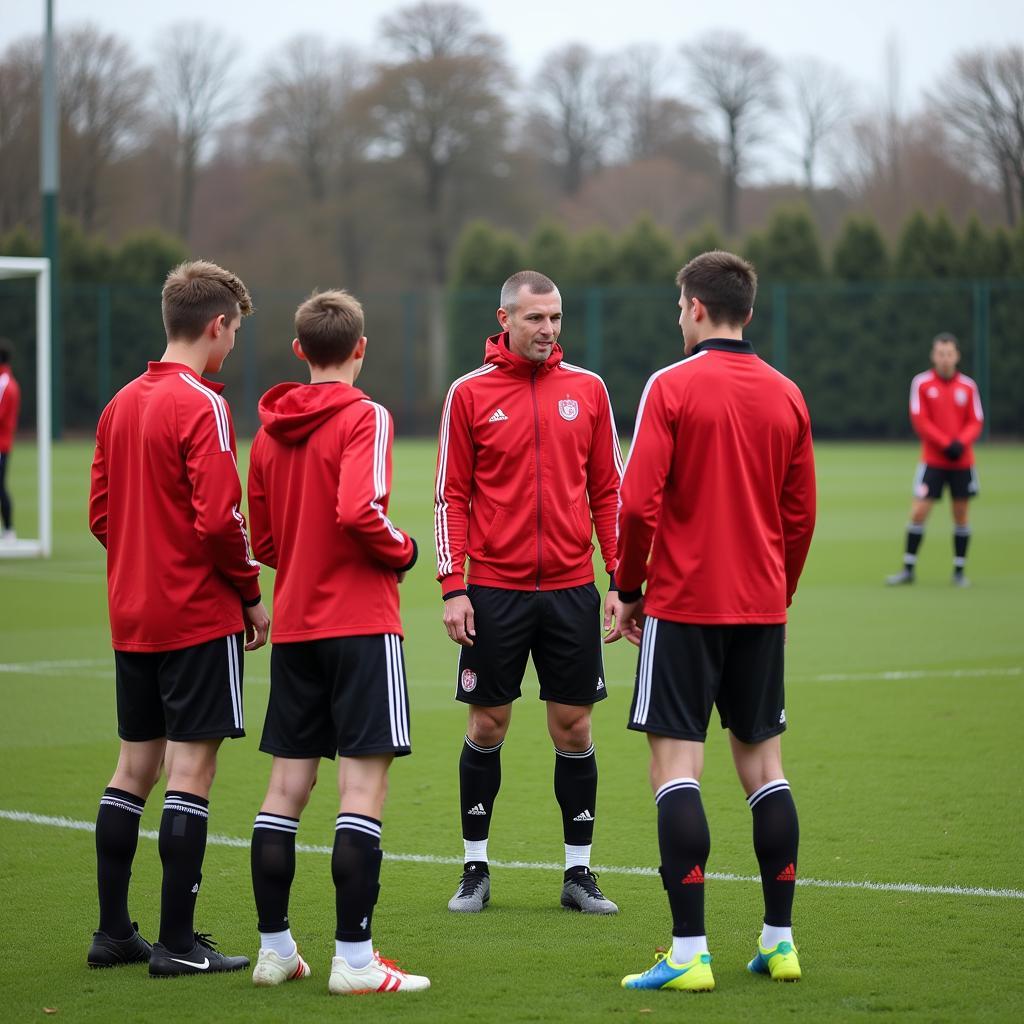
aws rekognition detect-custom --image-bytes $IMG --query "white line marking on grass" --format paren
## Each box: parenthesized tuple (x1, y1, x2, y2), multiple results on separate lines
(0, 658, 110, 675)
(804, 666, 1021, 683)
(2, 808, 1021, 901)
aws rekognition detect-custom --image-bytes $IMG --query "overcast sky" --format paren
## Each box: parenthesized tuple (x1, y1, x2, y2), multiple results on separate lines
(4, 0, 1023, 114)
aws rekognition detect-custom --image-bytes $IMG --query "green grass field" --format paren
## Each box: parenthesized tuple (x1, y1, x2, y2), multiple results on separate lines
(1, 440, 1022, 1022)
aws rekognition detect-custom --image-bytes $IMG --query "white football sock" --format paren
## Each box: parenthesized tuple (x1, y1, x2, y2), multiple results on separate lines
(259, 928, 296, 958)
(564, 843, 591, 871)
(464, 838, 488, 863)
(336, 939, 373, 969)
(671, 935, 708, 964)
(761, 923, 794, 948)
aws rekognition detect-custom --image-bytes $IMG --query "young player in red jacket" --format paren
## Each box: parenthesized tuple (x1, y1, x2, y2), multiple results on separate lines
(246, 290, 428, 995)
(0, 339, 21, 541)
(87, 261, 269, 977)
(609, 251, 816, 992)
(886, 333, 983, 587)
(435, 270, 622, 916)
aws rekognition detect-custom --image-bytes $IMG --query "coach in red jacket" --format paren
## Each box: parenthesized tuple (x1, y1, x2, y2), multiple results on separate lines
(435, 270, 622, 916)
(886, 333, 983, 587)
(611, 251, 816, 992)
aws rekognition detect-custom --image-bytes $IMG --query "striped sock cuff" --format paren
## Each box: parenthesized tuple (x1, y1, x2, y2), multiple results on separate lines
(465, 735, 503, 754)
(163, 791, 209, 819)
(253, 812, 299, 834)
(655, 777, 700, 804)
(954, 525, 972, 536)
(907, 523, 925, 534)
(100, 787, 145, 816)
(555, 743, 595, 759)
(747, 779, 790, 809)
(336, 813, 382, 841)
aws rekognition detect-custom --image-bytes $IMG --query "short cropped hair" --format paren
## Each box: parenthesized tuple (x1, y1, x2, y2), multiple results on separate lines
(500, 270, 558, 313)
(162, 260, 253, 341)
(932, 332, 959, 349)
(294, 289, 365, 367)
(676, 250, 757, 327)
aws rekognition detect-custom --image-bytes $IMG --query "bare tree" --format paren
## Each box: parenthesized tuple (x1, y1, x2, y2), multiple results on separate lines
(59, 26, 151, 231)
(155, 22, 238, 240)
(684, 32, 780, 235)
(529, 44, 623, 194)
(789, 58, 856, 195)
(0, 38, 41, 233)
(367, 2, 511, 282)
(934, 45, 1024, 226)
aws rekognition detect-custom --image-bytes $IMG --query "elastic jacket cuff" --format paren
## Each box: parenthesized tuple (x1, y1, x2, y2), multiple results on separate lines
(440, 573, 467, 599)
(608, 572, 617, 591)
(443, 589, 469, 601)
(618, 586, 643, 604)
(397, 537, 418, 574)
(242, 593, 262, 608)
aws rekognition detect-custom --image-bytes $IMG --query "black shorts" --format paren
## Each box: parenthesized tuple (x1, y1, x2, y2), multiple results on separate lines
(914, 463, 979, 500)
(455, 584, 608, 707)
(261, 634, 411, 759)
(115, 633, 244, 742)
(627, 619, 785, 744)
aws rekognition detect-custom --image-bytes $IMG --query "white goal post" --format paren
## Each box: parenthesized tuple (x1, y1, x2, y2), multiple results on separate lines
(0, 256, 52, 558)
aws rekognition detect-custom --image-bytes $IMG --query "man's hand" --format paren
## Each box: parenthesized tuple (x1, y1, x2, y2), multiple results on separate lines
(243, 600, 270, 651)
(604, 596, 645, 646)
(603, 590, 618, 634)
(443, 594, 476, 647)
(944, 439, 964, 461)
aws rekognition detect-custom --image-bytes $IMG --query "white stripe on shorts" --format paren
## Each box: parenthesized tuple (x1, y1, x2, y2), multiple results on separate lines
(226, 635, 242, 729)
(633, 617, 659, 726)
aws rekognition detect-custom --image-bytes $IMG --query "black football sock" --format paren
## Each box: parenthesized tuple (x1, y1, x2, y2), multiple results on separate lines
(459, 735, 502, 849)
(251, 812, 299, 934)
(333, 814, 383, 942)
(748, 779, 800, 928)
(95, 787, 145, 939)
(953, 525, 971, 574)
(157, 790, 209, 952)
(904, 523, 924, 570)
(656, 778, 710, 937)
(554, 744, 597, 850)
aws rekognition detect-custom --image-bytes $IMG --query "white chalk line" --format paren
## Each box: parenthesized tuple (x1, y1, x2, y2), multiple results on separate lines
(0, 658, 1020, 688)
(1, 809, 1020, 901)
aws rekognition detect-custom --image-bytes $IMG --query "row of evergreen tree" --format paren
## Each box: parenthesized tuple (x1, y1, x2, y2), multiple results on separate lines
(451, 208, 1024, 289)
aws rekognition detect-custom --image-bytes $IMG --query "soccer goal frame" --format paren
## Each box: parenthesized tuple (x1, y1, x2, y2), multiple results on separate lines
(0, 256, 52, 558)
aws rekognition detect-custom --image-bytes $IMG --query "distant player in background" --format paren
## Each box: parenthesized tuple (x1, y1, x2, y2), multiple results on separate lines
(87, 260, 269, 977)
(435, 270, 622, 916)
(0, 339, 21, 542)
(246, 290, 428, 995)
(886, 333, 983, 588)
(610, 251, 815, 992)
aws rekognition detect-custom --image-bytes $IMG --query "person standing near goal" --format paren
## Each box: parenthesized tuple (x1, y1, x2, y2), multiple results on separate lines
(610, 251, 816, 992)
(246, 289, 428, 995)
(886, 333, 983, 588)
(87, 260, 269, 977)
(435, 270, 622, 915)
(0, 339, 21, 543)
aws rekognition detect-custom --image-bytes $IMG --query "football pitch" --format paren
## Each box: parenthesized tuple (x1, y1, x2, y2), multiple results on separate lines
(1, 439, 1022, 1023)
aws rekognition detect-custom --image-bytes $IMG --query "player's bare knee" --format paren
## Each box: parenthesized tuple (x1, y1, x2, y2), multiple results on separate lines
(467, 705, 509, 747)
(549, 711, 592, 752)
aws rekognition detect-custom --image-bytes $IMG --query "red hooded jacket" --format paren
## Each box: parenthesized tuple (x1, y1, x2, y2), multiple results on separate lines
(434, 333, 622, 597)
(909, 369, 983, 470)
(89, 362, 261, 652)
(617, 340, 816, 624)
(0, 363, 20, 453)
(248, 381, 416, 642)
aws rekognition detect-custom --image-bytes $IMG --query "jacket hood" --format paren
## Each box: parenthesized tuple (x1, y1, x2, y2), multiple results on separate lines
(484, 332, 564, 376)
(258, 381, 368, 443)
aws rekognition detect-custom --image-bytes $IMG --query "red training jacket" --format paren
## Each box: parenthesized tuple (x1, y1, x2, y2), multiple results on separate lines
(617, 339, 816, 624)
(435, 332, 622, 597)
(248, 381, 416, 642)
(0, 363, 20, 453)
(89, 361, 260, 652)
(909, 369, 983, 470)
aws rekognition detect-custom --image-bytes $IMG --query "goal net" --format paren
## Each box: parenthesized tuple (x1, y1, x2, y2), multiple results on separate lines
(0, 256, 52, 558)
